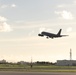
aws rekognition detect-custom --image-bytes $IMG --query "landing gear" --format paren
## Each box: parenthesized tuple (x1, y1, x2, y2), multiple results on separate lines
(52, 37, 53, 39)
(46, 37, 49, 39)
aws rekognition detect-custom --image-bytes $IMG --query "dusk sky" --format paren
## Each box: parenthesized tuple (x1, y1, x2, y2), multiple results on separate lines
(0, 0, 76, 62)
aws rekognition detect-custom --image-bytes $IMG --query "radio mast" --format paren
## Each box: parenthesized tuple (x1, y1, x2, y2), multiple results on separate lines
(70, 49, 72, 60)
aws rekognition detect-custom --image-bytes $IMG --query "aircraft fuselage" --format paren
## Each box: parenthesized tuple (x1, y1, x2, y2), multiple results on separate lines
(38, 29, 68, 39)
(41, 31, 62, 38)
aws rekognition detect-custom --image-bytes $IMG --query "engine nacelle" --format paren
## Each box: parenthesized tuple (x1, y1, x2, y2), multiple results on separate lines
(38, 34, 44, 37)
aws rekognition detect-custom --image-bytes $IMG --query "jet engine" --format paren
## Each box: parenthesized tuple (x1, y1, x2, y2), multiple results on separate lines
(38, 34, 44, 37)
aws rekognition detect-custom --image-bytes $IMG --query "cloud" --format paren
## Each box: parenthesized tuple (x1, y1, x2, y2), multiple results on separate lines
(0, 4, 16, 9)
(0, 16, 7, 22)
(1, 5, 8, 8)
(55, 10, 74, 20)
(0, 22, 12, 32)
(11, 4, 16, 8)
(0, 16, 12, 32)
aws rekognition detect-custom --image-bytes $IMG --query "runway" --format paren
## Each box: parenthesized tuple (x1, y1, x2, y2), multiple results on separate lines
(0, 72, 76, 75)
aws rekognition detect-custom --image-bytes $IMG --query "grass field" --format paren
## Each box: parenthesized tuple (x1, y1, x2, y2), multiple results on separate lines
(0, 64, 76, 72)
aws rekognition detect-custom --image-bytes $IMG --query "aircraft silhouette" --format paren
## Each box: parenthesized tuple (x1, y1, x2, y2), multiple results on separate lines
(38, 29, 68, 39)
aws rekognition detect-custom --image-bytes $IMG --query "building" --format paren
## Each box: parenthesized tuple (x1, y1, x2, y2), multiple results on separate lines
(56, 49, 76, 66)
(0, 59, 7, 64)
(56, 60, 76, 66)
(17, 61, 28, 65)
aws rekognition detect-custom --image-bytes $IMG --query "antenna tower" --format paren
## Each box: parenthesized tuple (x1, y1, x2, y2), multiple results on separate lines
(70, 49, 72, 60)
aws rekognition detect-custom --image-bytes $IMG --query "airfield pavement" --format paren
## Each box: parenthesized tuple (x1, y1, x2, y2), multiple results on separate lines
(0, 72, 76, 75)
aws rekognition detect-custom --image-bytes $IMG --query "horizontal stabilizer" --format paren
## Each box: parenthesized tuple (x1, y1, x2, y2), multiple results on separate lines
(61, 35, 68, 37)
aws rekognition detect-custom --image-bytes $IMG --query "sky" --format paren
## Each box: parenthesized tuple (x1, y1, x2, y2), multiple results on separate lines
(0, 0, 76, 62)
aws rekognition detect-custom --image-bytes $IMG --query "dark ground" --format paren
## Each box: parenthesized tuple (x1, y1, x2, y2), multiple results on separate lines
(0, 72, 76, 75)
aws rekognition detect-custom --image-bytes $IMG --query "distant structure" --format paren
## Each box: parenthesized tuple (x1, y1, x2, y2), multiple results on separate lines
(0, 59, 7, 64)
(18, 61, 28, 65)
(56, 49, 76, 66)
(70, 49, 72, 60)
(30, 57, 33, 68)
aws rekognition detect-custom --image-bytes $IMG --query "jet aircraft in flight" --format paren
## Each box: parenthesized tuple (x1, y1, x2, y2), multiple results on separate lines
(38, 29, 68, 39)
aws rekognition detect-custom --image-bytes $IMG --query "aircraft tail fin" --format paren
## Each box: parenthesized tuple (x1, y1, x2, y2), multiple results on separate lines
(57, 29, 62, 35)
